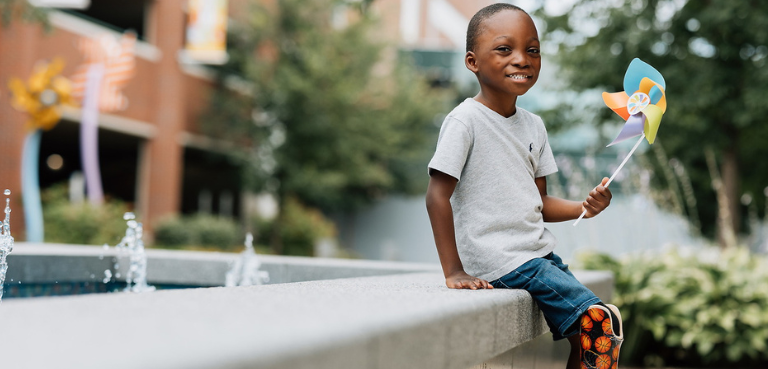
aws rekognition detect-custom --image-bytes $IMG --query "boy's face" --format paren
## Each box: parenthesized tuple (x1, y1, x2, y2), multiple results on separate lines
(466, 10, 541, 99)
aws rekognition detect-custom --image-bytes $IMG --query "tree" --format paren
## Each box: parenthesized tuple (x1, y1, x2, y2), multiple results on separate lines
(0, 0, 49, 28)
(536, 0, 768, 245)
(201, 0, 445, 252)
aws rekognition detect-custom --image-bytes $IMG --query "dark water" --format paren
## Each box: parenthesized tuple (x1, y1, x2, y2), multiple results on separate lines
(2, 281, 201, 299)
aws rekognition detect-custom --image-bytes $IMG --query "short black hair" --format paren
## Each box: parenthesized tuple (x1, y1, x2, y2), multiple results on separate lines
(466, 3, 526, 53)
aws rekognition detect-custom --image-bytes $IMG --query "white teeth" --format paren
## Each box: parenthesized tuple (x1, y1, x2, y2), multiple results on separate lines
(508, 75, 527, 80)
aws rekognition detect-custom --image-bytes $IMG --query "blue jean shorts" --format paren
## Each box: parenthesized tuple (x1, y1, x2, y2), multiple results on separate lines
(490, 252, 601, 340)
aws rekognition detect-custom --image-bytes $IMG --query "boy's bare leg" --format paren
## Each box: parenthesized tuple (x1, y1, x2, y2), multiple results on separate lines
(566, 334, 580, 369)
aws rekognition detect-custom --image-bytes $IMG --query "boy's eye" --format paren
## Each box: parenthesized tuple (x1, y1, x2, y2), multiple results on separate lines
(528, 48, 540, 54)
(496, 46, 511, 52)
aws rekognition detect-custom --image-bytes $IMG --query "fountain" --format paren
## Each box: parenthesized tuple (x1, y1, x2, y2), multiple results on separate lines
(0, 189, 14, 302)
(225, 232, 269, 287)
(113, 212, 155, 293)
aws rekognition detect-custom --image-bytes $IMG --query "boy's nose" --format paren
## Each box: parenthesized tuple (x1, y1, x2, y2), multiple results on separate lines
(509, 50, 529, 68)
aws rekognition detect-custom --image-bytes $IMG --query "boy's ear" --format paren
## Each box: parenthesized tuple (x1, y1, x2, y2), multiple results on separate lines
(465, 51, 479, 74)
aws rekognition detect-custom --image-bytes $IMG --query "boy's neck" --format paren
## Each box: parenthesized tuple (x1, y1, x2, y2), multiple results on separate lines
(473, 92, 518, 118)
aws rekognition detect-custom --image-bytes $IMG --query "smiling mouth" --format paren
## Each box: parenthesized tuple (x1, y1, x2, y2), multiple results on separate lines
(507, 74, 532, 80)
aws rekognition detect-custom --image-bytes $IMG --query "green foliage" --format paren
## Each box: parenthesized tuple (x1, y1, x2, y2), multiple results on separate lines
(254, 197, 336, 256)
(578, 247, 768, 367)
(153, 217, 191, 246)
(195, 215, 240, 250)
(202, 0, 446, 213)
(153, 214, 241, 251)
(41, 183, 128, 245)
(0, 0, 50, 28)
(536, 1, 768, 238)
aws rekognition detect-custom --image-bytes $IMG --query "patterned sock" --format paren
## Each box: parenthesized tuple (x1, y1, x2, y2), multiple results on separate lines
(596, 302, 621, 336)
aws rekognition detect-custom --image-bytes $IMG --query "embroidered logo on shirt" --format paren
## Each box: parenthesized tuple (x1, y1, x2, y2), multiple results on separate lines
(529, 143, 534, 152)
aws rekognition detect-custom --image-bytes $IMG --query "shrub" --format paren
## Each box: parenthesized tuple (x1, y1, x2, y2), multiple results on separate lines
(190, 214, 240, 251)
(254, 197, 337, 256)
(42, 184, 128, 245)
(154, 213, 241, 251)
(578, 247, 768, 367)
(153, 217, 192, 247)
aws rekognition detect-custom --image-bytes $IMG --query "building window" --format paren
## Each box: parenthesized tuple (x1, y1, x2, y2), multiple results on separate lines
(59, 0, 150, 40)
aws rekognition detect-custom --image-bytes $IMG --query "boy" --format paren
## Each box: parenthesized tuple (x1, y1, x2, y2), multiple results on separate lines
(425, 4, 623, 369)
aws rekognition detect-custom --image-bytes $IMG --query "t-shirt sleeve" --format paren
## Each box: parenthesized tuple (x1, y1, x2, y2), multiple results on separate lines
(535, 124, 558, 178)
(428, 116, 472, 181)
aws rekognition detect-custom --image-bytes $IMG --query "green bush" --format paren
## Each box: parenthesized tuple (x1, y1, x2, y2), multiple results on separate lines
(42, 184, 128, 245)
(154, 213, 241, 251)
(254, 197, 336, 256)
(191, 214, 240, 250)
(153, 217, 192, 247)
(578, 247, 768, 367)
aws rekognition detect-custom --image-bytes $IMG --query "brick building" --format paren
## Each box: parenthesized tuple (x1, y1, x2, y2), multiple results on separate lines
(0, 0, 498, 241)
(0, 0, 250, 239)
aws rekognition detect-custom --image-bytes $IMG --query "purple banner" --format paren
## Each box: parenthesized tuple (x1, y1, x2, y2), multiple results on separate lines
(80, 63, 105, 206)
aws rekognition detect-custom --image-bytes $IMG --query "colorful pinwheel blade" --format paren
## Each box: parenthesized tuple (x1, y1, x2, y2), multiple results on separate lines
(607, 113, 646, 147)
(654, 90, 666, 113)
(642, 105, 663, 144)
(638, 77, 666, 112)
(624, 58, 666, 94)
(602, 91, 631, 120)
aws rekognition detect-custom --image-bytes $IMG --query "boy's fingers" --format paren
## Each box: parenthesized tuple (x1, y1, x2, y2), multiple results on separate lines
(583, 201, 597, 216)
(594, 186, 612, 198)
(449, 277, 493, 289)
(469, 279, 490, 289)
(589, 189, 611, 205)
(592, 187, 606, 197)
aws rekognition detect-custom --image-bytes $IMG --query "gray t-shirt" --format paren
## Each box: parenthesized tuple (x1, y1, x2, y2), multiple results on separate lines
(428, 98, 559, 282)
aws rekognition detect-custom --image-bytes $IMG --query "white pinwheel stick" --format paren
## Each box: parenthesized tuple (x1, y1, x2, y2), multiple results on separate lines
(573, 133, 645, 226)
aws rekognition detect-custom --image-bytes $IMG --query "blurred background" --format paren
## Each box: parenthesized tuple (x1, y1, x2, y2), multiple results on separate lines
(1, 0, 767, 367)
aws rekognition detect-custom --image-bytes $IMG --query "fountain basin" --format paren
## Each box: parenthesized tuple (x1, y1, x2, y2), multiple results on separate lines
(5, 243, 442, 296)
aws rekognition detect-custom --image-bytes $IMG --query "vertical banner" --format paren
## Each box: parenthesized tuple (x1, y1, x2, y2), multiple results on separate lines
(80, 63, 105, 206)
(70, 32, 136, 206)
(21, 130, 44, 243)
(183, 0, 229, 64)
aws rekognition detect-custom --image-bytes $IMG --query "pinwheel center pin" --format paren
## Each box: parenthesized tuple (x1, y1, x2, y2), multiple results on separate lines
(627, 92, 650, 115)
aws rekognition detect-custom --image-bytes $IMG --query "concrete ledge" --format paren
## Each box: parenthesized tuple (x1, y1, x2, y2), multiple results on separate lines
(0, 262, 613, 369)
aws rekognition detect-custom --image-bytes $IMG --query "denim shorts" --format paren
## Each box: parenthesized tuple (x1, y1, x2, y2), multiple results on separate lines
(490, 252, 601, 340)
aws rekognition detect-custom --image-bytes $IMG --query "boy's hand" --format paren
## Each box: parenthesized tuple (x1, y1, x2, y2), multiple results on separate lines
(582, 177, 612, 218)
(446, 270, 493, 290)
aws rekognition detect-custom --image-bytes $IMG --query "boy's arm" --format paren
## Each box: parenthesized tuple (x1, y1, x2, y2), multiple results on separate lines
(426, 170, 492, 290)
(536, 176, 612, 222)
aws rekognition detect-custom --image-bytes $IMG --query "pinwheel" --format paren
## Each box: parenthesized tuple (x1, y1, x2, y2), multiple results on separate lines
(602, 58, 667, 146)
(8, 58, 75, 131)
(574, 58, 667, 226)
(8, 57, 76, 242)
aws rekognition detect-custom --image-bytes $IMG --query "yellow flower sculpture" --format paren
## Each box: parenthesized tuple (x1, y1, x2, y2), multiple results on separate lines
(8, 58, 76, 131)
